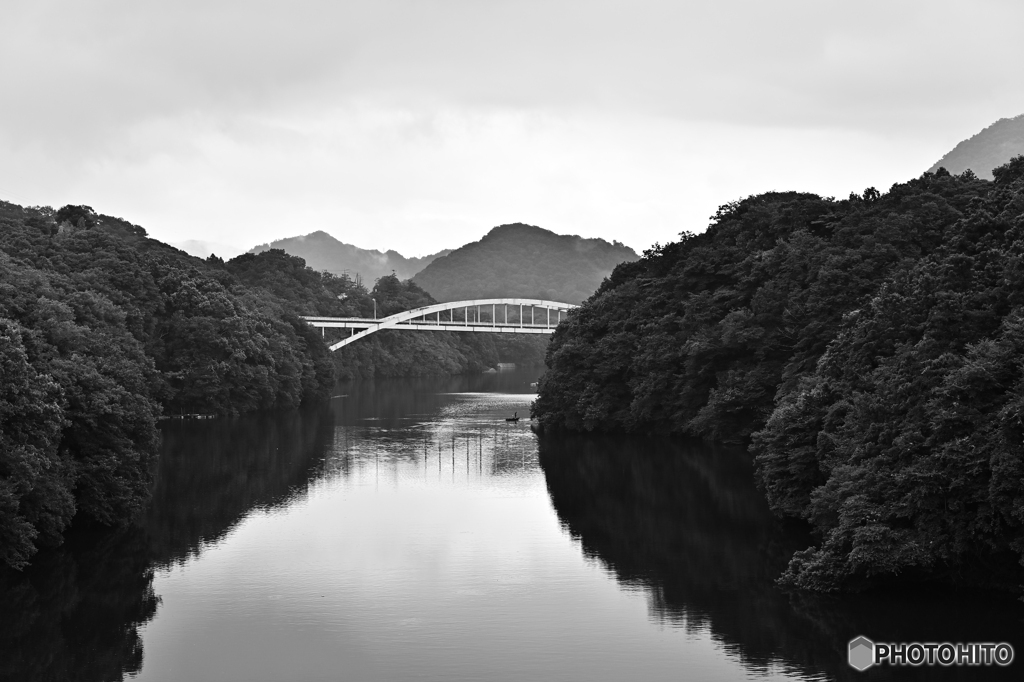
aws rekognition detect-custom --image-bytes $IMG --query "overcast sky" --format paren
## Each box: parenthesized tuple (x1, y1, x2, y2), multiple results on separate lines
(2, 0, 1022, 257)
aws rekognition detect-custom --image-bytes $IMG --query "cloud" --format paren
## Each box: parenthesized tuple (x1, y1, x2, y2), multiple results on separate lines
(2, 0, 1022, 253)
(23, 102, 929, 256)
(8, 0, 1023, 141)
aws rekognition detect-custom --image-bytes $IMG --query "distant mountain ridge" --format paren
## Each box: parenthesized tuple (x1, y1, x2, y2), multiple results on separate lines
(411, 223, 638, 304)
(929, 114, 1024, 179)
(250, 231, 451, 283)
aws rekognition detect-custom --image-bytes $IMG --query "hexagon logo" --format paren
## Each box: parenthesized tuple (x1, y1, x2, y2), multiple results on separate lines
(848, 636, 875, 671)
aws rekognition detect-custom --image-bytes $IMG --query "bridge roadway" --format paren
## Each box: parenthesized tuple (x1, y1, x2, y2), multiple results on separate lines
(302, 298, 577, 351)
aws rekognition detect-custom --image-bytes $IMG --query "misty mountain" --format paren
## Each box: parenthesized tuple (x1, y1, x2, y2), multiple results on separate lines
(411, 223, 638, 304)
(929, 113, 1024, 179)
(250, 231, 451, 283)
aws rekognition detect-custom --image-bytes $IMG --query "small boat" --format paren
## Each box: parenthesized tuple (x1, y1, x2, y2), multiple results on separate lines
(505, 411, 520, 423)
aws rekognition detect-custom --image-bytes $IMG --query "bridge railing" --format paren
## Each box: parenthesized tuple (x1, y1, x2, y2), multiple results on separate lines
(301, 298, 577, 350)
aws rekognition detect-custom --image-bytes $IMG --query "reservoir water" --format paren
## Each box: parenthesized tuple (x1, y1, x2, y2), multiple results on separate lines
(2, 370, 1021, 681)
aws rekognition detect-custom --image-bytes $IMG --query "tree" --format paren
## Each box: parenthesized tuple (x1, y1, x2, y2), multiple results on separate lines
(55, 204, 97, 230)
(0, 319, 73, 569)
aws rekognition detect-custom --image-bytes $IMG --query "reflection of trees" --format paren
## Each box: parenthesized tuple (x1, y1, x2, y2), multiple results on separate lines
(0, 527, 156, 682)
(146, 407, 334, 566)
(0, 407, 333, 682)
(488, 428, 537, 476)
(333, 372, 536, 427)
(783, 589, 1024, 682)
(540, 434, 1024, 681)
(539, 433, 821, 676)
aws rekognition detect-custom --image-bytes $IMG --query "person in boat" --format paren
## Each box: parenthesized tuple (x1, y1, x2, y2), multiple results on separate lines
(506, 411, 519, 422)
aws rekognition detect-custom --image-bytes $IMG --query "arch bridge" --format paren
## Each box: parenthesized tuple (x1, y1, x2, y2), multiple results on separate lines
(302, 298, 577, 351)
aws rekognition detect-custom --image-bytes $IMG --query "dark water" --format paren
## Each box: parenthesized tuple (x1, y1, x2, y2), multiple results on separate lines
(2, 370, 1022, 681)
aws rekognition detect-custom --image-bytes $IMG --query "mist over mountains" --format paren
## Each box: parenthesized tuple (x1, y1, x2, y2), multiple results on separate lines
(250, 223, 638, 305)
(412, 223, 639, 304)
(250, 231, 452, 283)
(929, 113, 1024, 179)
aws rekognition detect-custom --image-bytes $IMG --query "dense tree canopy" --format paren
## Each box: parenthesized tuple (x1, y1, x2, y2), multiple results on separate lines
(0, 251, 159, 570)
(0, 204, 548, 569)
(534, 158, 1024, 592)
(756, 157, 1024, 592)
(0, 205, 340, 568)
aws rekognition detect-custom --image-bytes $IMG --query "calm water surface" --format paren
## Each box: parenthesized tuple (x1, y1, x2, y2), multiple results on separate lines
(2, 370, 1022, 681)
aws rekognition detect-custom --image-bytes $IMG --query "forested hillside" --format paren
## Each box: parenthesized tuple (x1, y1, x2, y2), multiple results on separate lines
(534, 158, 1024, 593)
(250, 230, 451, 282)
(224, 252, 547, 378)
(929, 113, 1024, 179)
(412, 223, 638, 304)
(0, 204, 341, 570)
(0, 204, 541, 570)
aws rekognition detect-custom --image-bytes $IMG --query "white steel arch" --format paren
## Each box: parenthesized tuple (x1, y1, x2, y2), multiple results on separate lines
(301, 298, 577, 351)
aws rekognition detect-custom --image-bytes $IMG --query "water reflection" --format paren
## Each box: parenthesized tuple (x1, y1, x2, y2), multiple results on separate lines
(147, 408, 334, 567)
(3, 371, 1023, 681)
(0, 526, 155, 682)
(539, 433, 1024, 681)
(0, 407, 334, 682)
(540, 434, 818, 676)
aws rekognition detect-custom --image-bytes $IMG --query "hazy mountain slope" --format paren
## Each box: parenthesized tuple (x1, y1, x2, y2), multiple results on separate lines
(411, 223, 638, 304)
(250, 231, 451, 283)
(929, 113, 1024, 179)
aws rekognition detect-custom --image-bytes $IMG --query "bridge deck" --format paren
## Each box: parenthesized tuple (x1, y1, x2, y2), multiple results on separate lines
(302, 298, 577, 350)
(302, 317, 559, 332)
